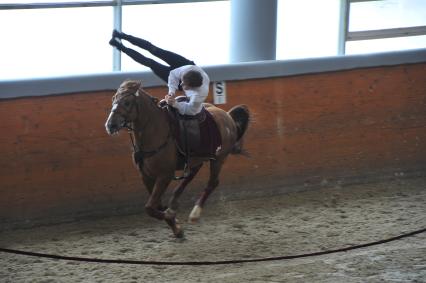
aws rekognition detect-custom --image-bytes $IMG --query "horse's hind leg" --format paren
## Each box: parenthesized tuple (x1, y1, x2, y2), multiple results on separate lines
(168, 163, 203, 213)
(189, 158, 225, 223)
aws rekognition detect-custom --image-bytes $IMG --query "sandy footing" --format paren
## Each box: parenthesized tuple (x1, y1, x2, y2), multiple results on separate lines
(1, 177, 425, 282)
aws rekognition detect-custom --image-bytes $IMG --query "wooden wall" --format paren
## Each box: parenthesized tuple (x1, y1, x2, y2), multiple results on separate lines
(1, 63, 425, 229)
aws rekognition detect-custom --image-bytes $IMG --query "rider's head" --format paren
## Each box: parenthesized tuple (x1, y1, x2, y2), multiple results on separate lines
(181, 70, 203, 89)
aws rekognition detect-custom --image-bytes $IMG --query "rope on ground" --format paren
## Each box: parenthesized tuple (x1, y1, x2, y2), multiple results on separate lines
(0, 227, 424, 266)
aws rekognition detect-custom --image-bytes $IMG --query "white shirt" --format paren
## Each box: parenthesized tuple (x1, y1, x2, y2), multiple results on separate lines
(167, 65, 210, 115)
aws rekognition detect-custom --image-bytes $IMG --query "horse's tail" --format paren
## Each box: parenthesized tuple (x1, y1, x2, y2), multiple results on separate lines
(228, 104, 250, 156)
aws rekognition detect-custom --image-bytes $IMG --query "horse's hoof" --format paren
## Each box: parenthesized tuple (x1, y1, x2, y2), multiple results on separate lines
(188, 205, 202, 224)
(158, 205, 168, 212)
(164, 208, 177, 220)
(173, 224, 184, 238)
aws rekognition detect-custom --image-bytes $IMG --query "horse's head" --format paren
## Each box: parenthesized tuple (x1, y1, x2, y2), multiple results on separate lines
(105, 80, 142, 135)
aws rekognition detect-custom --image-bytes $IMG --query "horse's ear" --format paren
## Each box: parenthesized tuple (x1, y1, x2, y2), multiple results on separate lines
(119, 79, 130, 88)
(134, 80, 143, 96)
(136, 80, 142, 89)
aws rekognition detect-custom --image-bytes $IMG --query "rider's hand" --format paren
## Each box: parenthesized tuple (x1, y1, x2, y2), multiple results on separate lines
(165, 94, 176, 106)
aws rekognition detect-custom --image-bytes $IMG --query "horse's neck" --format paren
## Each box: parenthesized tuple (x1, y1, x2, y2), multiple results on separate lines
(134, 95, 169, 150)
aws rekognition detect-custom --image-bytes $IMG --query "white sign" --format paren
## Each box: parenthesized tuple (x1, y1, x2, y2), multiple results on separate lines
(213, 81, 227, 104)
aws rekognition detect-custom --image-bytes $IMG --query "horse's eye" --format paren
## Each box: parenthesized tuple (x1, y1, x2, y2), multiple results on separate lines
(124, 101, 130, 107)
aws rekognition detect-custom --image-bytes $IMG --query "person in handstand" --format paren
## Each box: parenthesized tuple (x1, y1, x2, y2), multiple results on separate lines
(110, 31, 215, 176)
(109, 30, 209, 116)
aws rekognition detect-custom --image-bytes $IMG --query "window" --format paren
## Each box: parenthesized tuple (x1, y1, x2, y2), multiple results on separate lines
(1, 0, 425, 80)
(349, 0, 426, 31)
(346, 35, 426, 54)
(0, 6, 112, 80)
(121, 1, 230, 72)
(0, 0, 229, 80)
(345, 0, 426, 54)
(276, 0, 341, 60)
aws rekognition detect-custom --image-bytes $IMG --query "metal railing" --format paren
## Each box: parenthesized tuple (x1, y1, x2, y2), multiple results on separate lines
(0, 0, 224, 10)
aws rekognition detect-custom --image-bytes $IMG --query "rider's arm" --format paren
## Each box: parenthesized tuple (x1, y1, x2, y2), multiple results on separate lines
(168, 65, 210, 115)
(173, 90, 205, 115)
(167, 66, 187, 96)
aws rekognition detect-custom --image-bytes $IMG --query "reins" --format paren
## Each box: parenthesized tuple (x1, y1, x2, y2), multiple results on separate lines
(128, 129, 171, 159)
(113, 90, 171, 161)
(112, 88, 185, 179)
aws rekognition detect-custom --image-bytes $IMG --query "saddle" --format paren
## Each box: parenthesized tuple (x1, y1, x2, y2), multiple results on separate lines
(160, 96, 222, 160)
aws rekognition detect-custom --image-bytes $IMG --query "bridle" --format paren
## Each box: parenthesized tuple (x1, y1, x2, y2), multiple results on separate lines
(111, 92, 139, 131)
(111, 89, 171, 161)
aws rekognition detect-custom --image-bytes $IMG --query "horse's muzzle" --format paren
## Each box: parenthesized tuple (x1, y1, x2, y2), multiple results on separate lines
(105, 123, 120, 135)
(105, 112, 123, 135)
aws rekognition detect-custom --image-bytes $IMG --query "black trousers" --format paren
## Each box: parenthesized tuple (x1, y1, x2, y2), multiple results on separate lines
(118, 33, 195, 83)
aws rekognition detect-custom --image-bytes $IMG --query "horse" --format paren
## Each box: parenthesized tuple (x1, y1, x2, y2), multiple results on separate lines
(105, 80, 250, 238)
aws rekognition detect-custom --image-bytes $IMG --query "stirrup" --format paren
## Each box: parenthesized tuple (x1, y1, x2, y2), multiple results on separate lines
(173, 163, 190, 180)
(183, 163, 191, 178)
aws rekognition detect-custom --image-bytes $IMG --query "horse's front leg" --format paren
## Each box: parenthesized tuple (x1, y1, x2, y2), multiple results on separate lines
(168, 163, 203, 213)
(144, 176, 184, 238)
(141, 172, 167, 211)
(189, 158, 225, 223)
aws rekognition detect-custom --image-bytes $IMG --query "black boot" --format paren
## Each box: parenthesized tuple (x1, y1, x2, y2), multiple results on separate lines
(112, 29, 123, 39)
(120, 33, 156, 52)
(109, 38, 123, 50)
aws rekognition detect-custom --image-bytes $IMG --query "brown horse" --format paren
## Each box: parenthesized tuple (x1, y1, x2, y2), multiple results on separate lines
(105, 80, 249, 238)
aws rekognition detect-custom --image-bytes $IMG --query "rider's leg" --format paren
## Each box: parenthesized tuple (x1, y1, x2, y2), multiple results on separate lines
(109, 38, 170, 82)
(112, 30, 195, 69)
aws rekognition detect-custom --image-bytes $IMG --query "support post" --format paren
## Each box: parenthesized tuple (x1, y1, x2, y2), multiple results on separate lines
(338, 0, 350, 55)
(113, 0, 122, 71)
(230, 0, 278, 63)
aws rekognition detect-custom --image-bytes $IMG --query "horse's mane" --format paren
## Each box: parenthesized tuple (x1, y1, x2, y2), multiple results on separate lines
(119, 80, 141, 93)
(113, 80, 159, 105)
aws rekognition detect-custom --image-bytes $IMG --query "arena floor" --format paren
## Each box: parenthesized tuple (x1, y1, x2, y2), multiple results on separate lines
(1, 176, 425, 283)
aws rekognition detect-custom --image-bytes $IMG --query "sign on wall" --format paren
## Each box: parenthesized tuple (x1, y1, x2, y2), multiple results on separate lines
(213, 81, 227, 104)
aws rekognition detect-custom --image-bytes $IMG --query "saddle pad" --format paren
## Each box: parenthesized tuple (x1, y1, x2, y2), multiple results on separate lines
(199, 109, 222, 157)
(176, 108, 222, 158)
